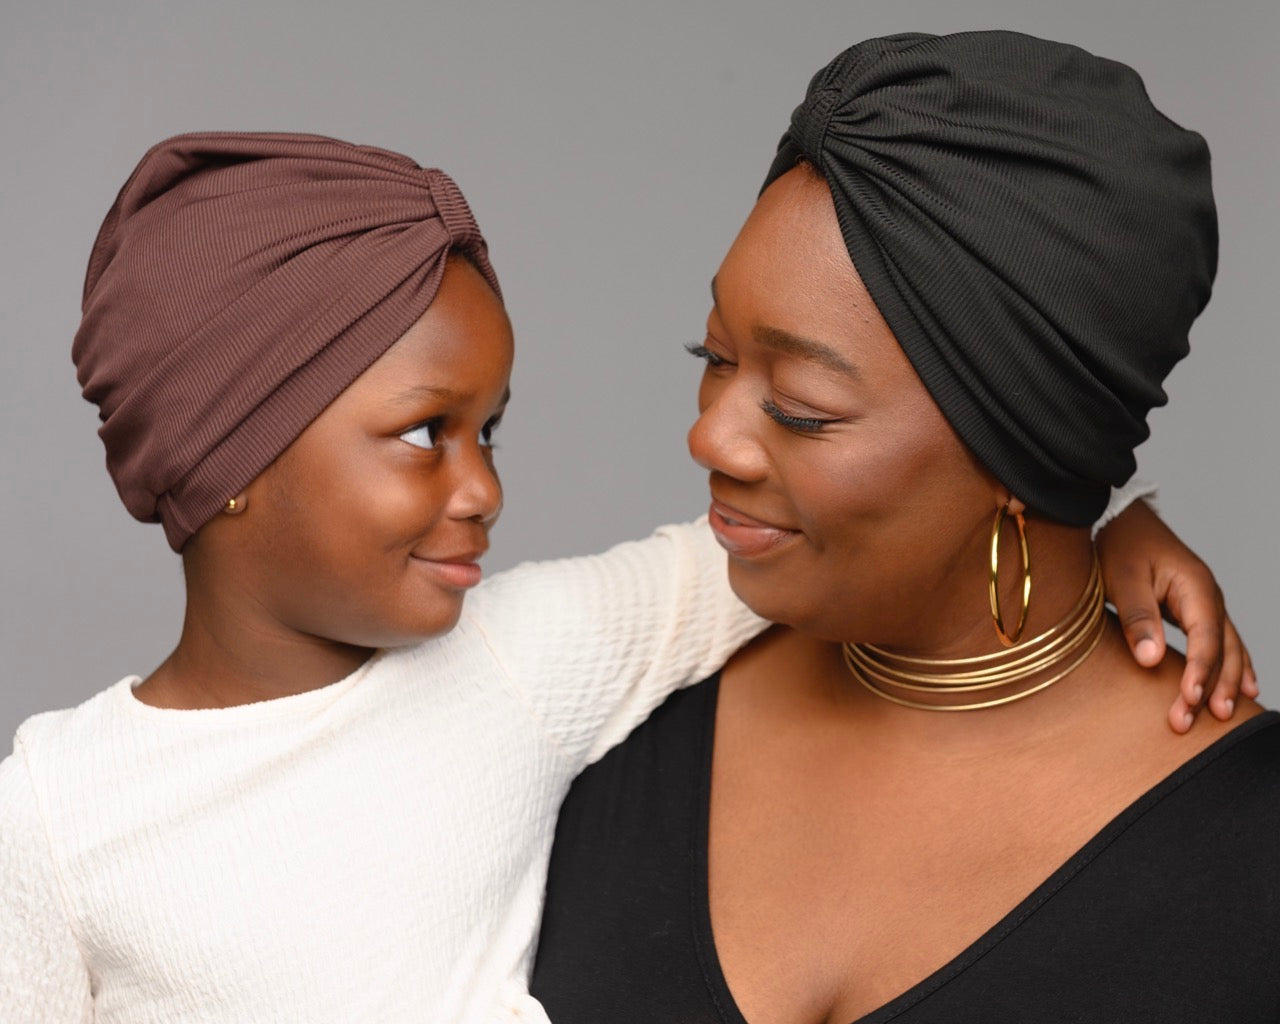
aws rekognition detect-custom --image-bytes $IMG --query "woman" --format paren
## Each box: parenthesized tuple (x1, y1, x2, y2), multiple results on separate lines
(0, 130, 1251, 1021)
(531, 31, 1277, 1023)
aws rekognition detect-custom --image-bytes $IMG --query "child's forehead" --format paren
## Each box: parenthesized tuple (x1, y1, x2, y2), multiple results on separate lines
(345, 291, 513, 416)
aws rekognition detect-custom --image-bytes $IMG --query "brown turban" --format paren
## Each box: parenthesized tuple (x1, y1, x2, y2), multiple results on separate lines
(73, 131, 500, 550)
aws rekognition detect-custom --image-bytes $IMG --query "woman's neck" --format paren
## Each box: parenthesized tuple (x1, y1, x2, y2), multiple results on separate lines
(826, 623, 1145, 755)
(881, 516, 1096, 662)
(779, 521, 1175, 754)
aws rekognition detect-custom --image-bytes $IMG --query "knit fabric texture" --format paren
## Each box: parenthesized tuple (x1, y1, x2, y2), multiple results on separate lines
(0, 487, 1146, 1022)
(0, 521, 764, 1024)
(72, 131, 500, 550)
(763, 31, 1217, 525)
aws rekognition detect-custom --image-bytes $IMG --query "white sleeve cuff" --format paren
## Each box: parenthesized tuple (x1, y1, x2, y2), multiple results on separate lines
(1091, 478, 1158, 539)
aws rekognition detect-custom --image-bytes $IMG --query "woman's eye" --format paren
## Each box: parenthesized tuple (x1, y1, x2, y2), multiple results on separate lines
(685, 342, 731, 368)
(399, 421, 440, 449)
(480, 419, 501, 448)
(761, 398, 833, 433)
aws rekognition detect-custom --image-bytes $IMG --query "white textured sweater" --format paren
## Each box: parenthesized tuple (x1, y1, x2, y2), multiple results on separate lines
(0, 522, 763, 1024)
(0, 485, 1149, 1023)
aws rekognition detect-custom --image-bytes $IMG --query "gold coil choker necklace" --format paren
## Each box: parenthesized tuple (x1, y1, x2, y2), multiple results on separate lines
(842, 554, 1106, 712)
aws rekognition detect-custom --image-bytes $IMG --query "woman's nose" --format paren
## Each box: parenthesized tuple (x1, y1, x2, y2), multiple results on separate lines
(686, 383, 769, 483)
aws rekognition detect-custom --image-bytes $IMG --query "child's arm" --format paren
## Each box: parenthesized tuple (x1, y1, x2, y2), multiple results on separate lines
(468, 517, 763, 771)
(0, 753, 93, 1023)
(470, 480, 1249, 775)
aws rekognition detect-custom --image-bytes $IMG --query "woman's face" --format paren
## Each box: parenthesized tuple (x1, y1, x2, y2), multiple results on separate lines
(688, 166, 1000, 649)
(203, 255, 513, 648)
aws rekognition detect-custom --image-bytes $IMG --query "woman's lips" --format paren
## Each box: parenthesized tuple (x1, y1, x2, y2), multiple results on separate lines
(708, 500, 799, 557)
(410, 553, 485, 589)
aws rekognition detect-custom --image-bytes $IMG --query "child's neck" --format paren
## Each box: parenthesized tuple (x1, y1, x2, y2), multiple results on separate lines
(133, 597, 374, 711)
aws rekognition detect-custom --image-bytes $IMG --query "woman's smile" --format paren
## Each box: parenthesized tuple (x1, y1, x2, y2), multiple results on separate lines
(707, 497, 801, 558)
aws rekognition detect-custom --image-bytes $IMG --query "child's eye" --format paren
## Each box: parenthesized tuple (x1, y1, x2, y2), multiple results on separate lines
(399, 420, 440, 449)
(685, 342, 732, 368)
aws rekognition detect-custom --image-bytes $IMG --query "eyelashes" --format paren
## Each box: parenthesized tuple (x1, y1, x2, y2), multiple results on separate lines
(685, 342, 728, 368)
(759, 399, 831, 433)
(398, 416, 502, 451)
(686, 341, 835, 434)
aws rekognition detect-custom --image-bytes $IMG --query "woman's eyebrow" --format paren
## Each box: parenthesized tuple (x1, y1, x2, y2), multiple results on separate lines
(710, 276, 860, 380)
(752, 325, 861, 380)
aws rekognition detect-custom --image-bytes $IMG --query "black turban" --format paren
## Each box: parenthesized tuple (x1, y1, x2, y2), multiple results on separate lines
(763, 31, 1217, 525)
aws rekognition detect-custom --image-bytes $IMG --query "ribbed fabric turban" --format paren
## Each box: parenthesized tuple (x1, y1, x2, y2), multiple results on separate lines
(763, 31, 1217, 525)
(73, 131, 499, 550)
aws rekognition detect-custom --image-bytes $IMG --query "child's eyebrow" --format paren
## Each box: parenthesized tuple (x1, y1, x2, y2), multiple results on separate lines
(390, 384, 467, 406)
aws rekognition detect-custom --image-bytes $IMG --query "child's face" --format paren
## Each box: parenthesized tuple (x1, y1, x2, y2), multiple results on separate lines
(207, 255, 513, 648)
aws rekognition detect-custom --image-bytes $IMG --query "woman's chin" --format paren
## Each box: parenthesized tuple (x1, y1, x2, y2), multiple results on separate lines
(727, 564, 872, 643)
(726, 564, 809, 630)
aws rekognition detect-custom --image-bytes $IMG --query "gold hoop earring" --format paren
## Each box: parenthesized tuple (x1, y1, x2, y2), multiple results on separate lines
(989, 502, 1030, 646)
(224, 496, 246, 514)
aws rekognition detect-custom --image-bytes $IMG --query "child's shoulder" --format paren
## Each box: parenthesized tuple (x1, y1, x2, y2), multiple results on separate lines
(10, 680, 130, 761)
(4, 680, 134, 802)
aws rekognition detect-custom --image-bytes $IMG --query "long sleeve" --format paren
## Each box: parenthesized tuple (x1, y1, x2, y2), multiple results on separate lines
(0, 751, 93, 1023)
(1092, 478, 1156, 537)
(467, 519, 765, 770)
(467, 481, 1155, 773)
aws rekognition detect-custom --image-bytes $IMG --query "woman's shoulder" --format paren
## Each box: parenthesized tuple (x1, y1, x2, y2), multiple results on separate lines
(1071, 710, 1280, 967)
(1204, 709, 1280, 790)
(1155, 709, 1280, 846)
(1186, 703, 1280, 766)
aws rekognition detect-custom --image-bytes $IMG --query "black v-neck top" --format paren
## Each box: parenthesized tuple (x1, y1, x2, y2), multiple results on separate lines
(530, 675, 1280, 1023)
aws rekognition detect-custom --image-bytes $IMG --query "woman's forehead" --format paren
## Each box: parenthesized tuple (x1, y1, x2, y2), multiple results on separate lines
(715, 170, 885, 351)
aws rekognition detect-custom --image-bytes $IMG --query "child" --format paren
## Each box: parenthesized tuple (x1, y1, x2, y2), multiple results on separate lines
(0, 132, 1249, 1023)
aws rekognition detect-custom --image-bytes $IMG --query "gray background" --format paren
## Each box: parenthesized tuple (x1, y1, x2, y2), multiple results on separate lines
(2, 0, 1275, 741)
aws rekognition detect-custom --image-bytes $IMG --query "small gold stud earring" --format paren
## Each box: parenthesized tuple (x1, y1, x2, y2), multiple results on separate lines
(225, 496, 246, 514)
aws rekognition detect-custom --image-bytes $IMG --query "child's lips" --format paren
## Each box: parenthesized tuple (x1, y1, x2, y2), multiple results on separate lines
(410, 549, 487, 588)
